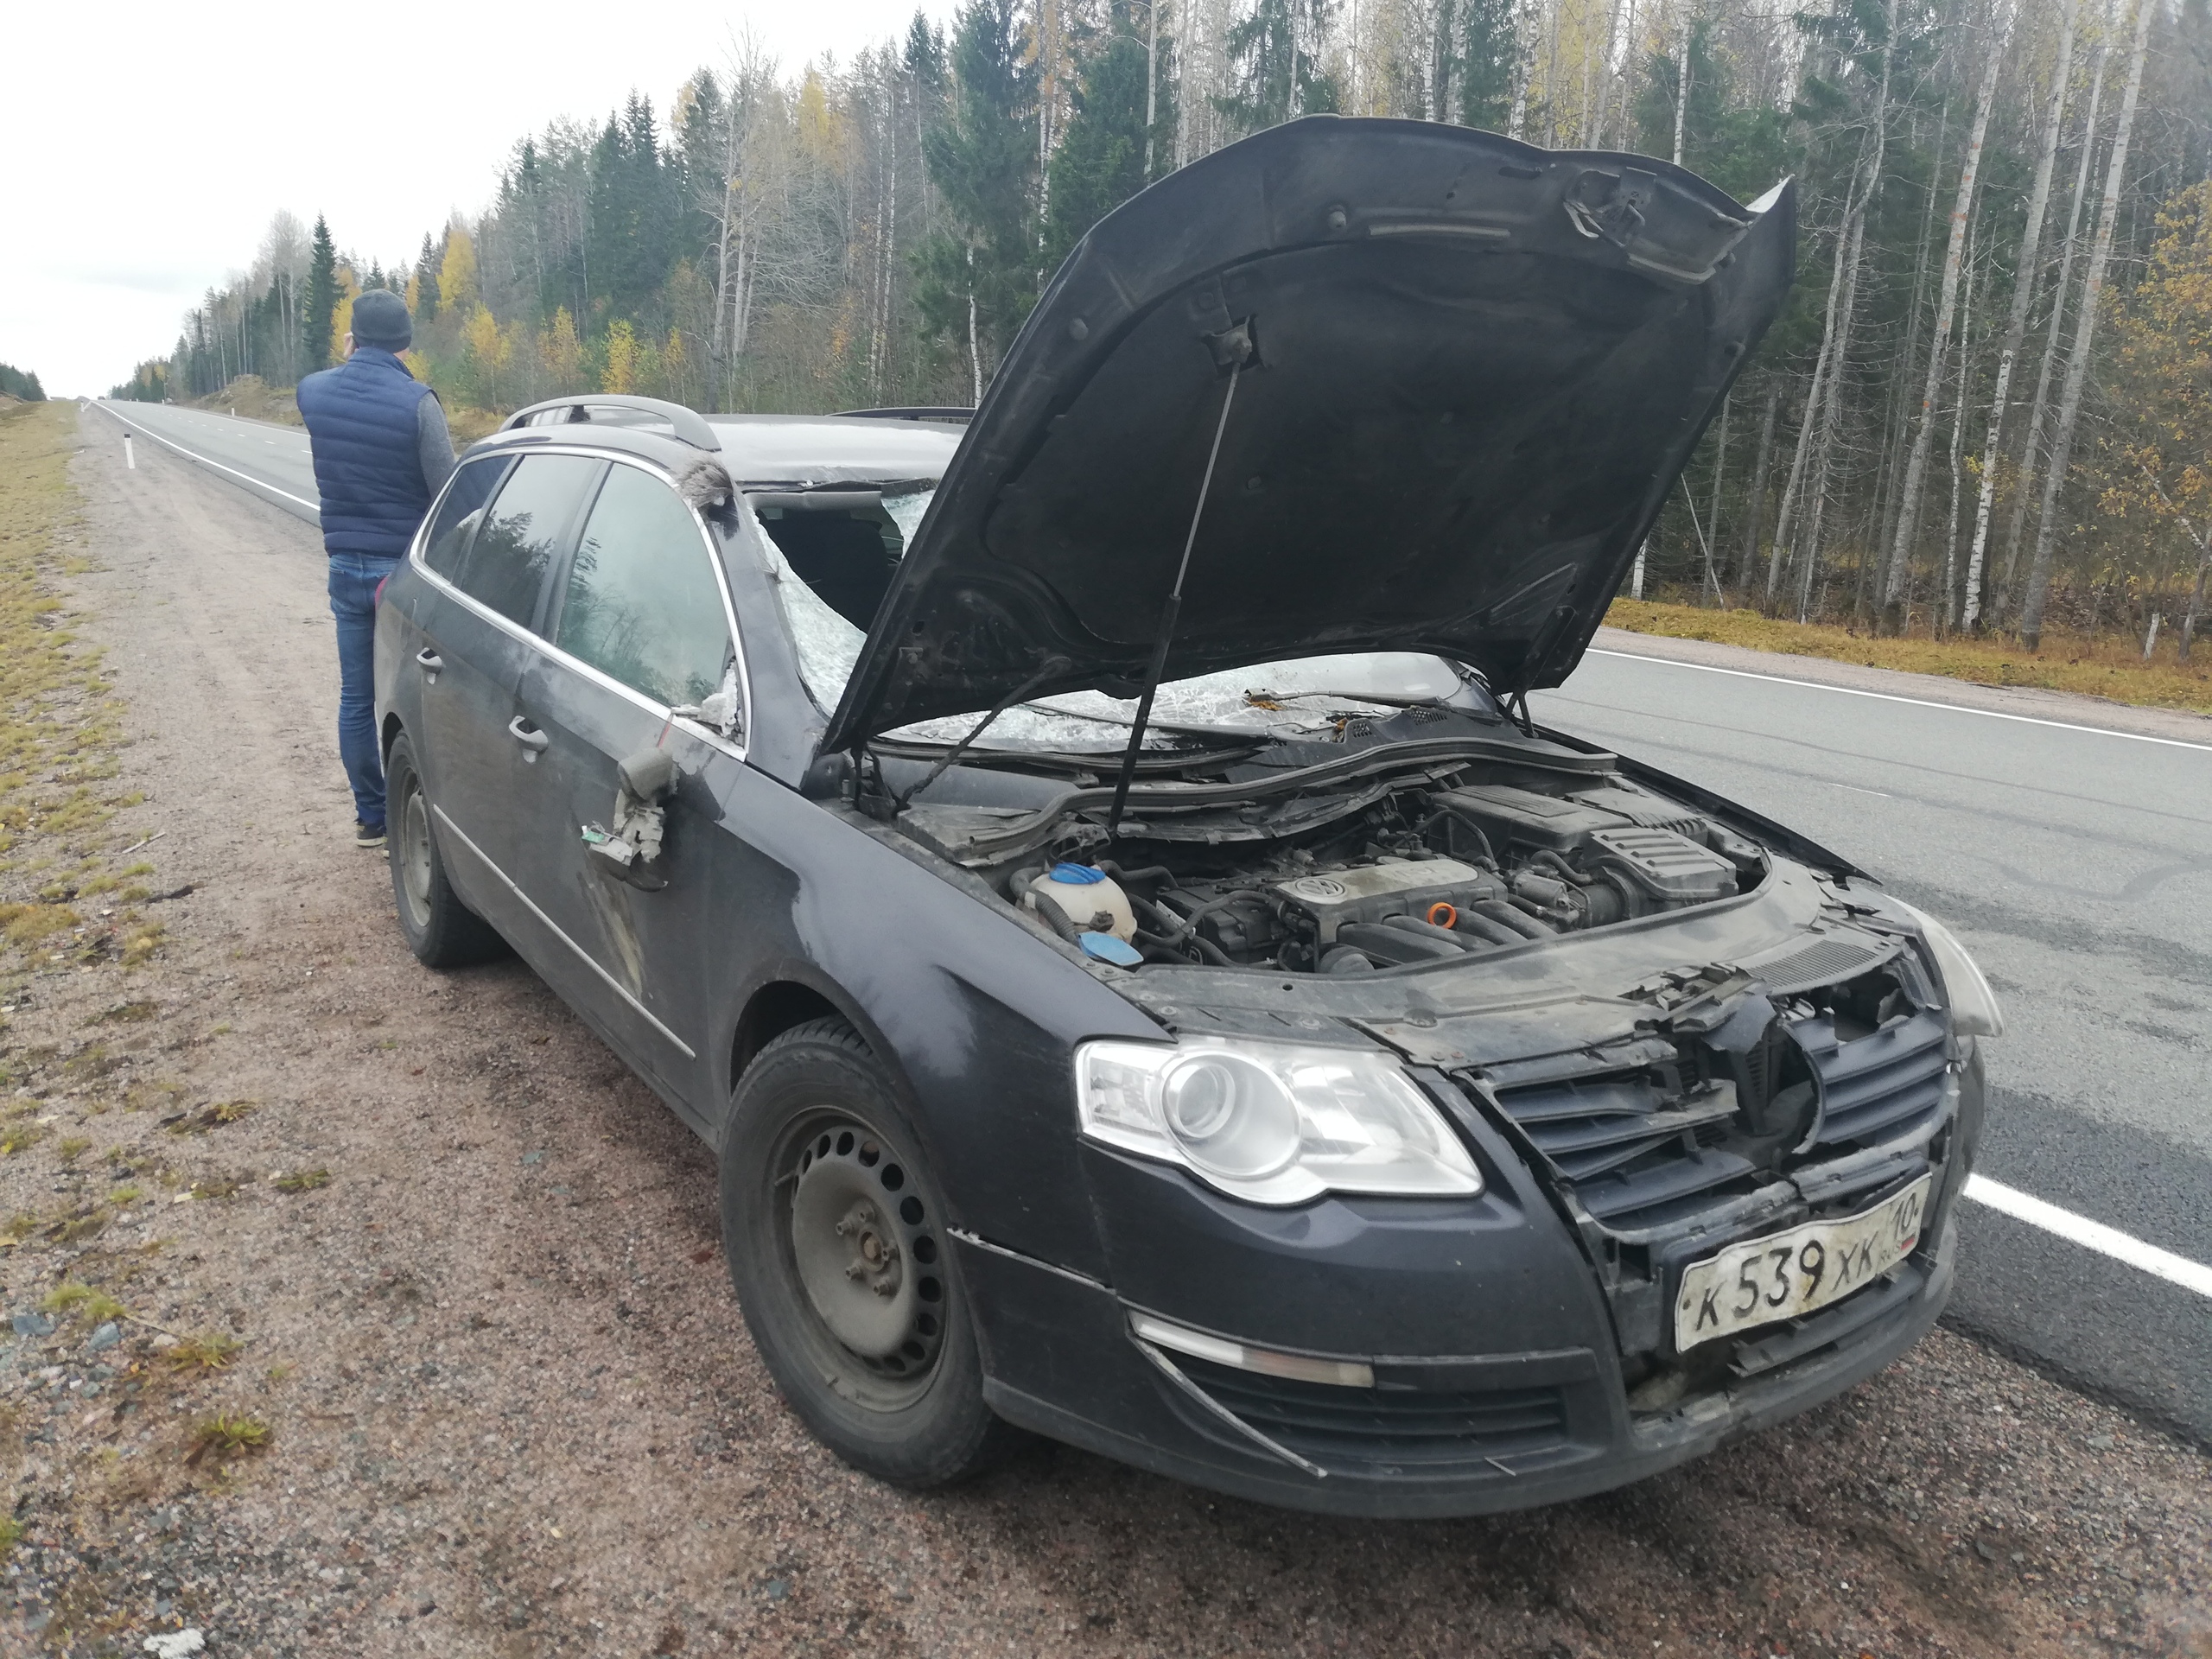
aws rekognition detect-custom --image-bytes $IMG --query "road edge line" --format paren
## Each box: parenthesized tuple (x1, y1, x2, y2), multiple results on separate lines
(92, 402, 321, 518)
(1583, 647, 2212, 753)
(1963, 1174, 2212, 1297)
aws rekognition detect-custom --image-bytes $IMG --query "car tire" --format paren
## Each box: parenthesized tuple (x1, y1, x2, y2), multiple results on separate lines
(721, 1017, 1024, 1488)
(385, 731, 509, 969)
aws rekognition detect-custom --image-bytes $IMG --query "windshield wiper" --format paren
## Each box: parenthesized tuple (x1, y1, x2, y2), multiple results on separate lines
(887, 655, 1072, 814)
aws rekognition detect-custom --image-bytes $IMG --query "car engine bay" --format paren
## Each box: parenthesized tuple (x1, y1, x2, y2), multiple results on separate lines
(964, 760, 1771, 975)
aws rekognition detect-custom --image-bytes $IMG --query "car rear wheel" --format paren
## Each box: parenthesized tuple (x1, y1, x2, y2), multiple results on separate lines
(385, 731, 508, 969)
(721, 1017, 1022, 1487)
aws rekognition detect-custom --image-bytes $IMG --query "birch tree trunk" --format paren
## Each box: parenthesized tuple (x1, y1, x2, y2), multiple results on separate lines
(1768, 195, 1861, 603)
(1962, 0, 2076, 630)
(1880, 21, 2007, 630)
(1940, 207, 1980, 626)
(2002, 40, 2110, 612)
(1795, 193, 1873, 620)
(1738, 385, 1779, 590)
(1673, 4, 1692, 166)
(1877, 99, 1948, 572)
(1707, 390, 1730, 581)
(1793, 0, 1896, 620)
(1145, 0, 1160, 177)
(2018, 0, 2154, 652)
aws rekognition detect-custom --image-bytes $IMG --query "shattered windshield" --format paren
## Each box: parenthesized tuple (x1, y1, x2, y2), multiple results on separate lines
(766, 487, 1491, 751)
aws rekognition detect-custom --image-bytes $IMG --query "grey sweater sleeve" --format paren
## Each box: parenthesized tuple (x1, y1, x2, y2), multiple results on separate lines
(417, 395, 458, 495)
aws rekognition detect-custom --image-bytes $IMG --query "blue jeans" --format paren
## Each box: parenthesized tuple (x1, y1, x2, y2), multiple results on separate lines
(328, 553, 398, 829)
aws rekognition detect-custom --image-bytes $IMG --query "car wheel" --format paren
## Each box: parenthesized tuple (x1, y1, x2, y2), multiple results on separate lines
(721, 1017, 1022, 1487)
(385, 731, 508, 969)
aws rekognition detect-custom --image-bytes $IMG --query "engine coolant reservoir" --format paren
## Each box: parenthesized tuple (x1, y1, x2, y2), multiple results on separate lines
(1024, 863, 1136, 943)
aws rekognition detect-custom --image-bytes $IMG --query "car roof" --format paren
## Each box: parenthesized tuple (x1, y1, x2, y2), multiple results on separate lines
(461, 410, 963, 490)
(708, 414, 963, 488)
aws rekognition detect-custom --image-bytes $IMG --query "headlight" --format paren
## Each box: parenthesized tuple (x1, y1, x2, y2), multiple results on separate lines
(1888, 899, 2005, 1038)
(1075, 1037, 1484, 1205)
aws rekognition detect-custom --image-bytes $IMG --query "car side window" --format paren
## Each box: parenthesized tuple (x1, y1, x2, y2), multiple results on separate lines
(418, 458, 506, 580)
(449, 454, 602, 629)
(556, 465, 734, 710)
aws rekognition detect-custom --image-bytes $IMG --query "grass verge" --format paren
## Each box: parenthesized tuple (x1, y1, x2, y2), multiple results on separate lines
(1602, 598, 2212, 716)
(0, 402, 160, 1000)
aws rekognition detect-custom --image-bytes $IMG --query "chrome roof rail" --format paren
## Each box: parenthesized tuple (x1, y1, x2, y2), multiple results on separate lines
(502, 394, 719, 451)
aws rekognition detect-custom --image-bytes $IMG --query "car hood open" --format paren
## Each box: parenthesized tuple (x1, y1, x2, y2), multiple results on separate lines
(821, 116, 1795, 753)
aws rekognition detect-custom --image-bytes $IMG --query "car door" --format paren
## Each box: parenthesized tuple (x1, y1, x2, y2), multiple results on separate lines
(409, 452, 604, 938)
(388, 454, 506, 840)
(510, 459, 751, 1109)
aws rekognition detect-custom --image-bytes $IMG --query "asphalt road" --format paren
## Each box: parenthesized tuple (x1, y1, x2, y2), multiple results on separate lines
(96, 398, 321, 525)
(94, 400, 2212, 1445)
(1535, 651, 2212, 1441)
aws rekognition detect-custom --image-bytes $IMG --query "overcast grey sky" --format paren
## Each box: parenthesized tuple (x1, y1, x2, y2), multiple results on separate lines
(4, 0, 952, 397)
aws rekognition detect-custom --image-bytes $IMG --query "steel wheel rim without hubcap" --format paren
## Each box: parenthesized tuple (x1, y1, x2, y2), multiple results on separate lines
(399, 786, 434, 930)
(782, 1111, 945, 1406)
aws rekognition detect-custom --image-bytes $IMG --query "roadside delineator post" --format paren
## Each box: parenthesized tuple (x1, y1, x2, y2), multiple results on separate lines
(124, 434, 135, 470)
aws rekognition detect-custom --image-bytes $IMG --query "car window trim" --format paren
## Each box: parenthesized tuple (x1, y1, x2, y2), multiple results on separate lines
(413, 450, 602, 634)
(411, 444, 755, 762)
(415, 454, 516, 580)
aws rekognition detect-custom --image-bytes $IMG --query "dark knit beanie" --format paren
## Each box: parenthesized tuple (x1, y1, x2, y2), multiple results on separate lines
(351, 289, 412, 349)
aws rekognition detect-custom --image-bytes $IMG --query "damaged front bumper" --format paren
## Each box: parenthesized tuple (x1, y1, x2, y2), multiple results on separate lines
(955, 1052, 1977, 1519)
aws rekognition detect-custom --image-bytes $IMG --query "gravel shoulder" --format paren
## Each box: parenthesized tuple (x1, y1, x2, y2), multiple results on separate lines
(0, 404, 2204, 1657)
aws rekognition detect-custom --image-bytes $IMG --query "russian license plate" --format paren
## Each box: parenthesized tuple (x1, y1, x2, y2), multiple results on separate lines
(1675, 1175, 1932, 1352)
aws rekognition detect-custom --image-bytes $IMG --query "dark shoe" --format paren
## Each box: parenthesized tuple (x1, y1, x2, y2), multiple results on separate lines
(355, 821, 387, 849)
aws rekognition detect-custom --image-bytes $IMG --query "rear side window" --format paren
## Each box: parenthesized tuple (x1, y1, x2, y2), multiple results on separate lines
(556, 464, 732, 709)
(451, 454, 602, 629)
(418, 458, 506, 579)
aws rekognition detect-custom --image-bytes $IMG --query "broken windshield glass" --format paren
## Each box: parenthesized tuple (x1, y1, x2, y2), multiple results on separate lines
(763, 487, 1490, 749)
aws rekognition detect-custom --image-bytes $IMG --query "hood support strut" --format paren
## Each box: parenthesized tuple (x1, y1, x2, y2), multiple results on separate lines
(1105, 323, 1255, 839)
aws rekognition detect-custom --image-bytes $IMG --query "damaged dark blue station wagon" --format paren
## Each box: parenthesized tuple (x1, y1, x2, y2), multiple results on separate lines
(373, 118, 2001, 1516)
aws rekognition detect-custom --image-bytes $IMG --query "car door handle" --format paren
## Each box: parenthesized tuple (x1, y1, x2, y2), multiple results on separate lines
(415, 647, 442, 674)
(507, 716, 549, 758)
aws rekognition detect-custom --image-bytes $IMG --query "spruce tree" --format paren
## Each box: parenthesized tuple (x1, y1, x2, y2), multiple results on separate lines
(915, 0, 1038, 391)
(300, 214, 340, 378)
(1217, 0, 1338, 135)
(1453, 0, 1518, 132)
(1045, 10, 1166, 270)
(416, 232, 442, 322)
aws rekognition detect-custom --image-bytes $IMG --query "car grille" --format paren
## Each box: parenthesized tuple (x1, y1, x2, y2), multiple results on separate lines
(1491, 1008, 1952, 1235)
(1796, 1007, 1949, 1147)
(1173, 1354, 1568, 1471)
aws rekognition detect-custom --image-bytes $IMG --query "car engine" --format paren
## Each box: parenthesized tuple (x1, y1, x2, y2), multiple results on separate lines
(999, 772, 1768, 974)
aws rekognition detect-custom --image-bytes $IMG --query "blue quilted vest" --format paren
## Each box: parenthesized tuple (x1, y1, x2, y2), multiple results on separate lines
(296, 346, 435, 558)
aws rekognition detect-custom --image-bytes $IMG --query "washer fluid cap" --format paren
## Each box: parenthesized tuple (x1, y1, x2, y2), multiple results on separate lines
(1078, 932, 1144, 967)
(1052, 861, 1106, 884)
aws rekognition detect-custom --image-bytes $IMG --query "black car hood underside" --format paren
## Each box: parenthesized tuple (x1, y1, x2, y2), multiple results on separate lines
(822, 117, 1796, 752)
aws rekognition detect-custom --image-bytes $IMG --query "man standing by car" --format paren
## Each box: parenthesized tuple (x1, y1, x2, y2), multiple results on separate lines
(296, 288, 456, 849)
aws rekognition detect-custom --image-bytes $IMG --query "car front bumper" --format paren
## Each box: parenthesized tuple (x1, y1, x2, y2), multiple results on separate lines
(959, 1214, 1957, 1519)
(954, 1056, 1975, 1519)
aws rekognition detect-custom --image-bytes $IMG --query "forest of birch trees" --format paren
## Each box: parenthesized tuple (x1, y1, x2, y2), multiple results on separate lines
(122, 0, 2212, 647)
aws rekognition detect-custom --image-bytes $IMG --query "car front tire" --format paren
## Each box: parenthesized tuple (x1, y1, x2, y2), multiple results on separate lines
(721, 1017, 1022, 1487)
(385, 730, 509, 969)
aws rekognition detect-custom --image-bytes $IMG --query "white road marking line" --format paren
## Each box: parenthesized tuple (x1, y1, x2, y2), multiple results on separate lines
(94, 404, 320, 516)
(1583, 647, 2212, 753)
(1963, 1175, 2212, 1298)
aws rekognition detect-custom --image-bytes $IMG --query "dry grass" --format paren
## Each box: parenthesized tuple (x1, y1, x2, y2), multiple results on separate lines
(0, 402, 153, 977)
(1603, 598, 2212, 715)
(445, 404, 503, 443)
(185, 1413, 270, 1464)
(163, 1331, 243, 1373)
(189, 375, 299, 426)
